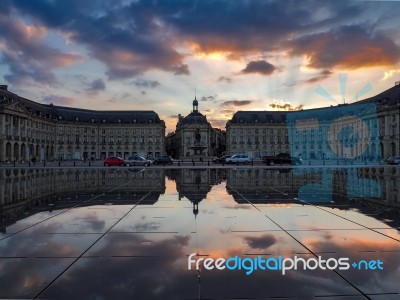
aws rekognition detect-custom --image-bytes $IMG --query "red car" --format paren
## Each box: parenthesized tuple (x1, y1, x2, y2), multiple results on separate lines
(104, 156, 125, 166)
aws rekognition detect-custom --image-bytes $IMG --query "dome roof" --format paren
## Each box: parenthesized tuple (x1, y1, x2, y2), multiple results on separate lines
(193, 99, 198, 106)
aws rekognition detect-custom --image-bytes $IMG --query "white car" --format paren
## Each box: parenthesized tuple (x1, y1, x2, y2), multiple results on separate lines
(225, 154, 251, 164)
(124, 156, 152, 166)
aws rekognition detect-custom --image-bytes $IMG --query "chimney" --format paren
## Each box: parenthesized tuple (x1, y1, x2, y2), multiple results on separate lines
(395, 81, 400, 86)
(0, 85, 8, 91)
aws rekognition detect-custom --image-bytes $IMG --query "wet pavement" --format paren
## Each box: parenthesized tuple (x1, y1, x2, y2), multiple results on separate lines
(0, 167, 400, 299)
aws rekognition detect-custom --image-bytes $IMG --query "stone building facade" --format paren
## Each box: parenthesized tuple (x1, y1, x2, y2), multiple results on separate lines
(226, 82, 400, 160)
(0, 86, 165, 162)
(226, 111, 288, 159)
(166, 98, 226, 158)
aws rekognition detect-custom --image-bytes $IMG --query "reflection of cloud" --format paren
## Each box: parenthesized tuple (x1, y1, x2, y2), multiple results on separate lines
(132, 222, 161, 231)
(244, 234, 277, 249)
(222, 205, 252, 210)
(241, 60, 276, 76)
(244, 234, 276, 249)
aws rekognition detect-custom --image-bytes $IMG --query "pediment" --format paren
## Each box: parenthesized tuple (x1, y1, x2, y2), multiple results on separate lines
(5, 101, 29, 114)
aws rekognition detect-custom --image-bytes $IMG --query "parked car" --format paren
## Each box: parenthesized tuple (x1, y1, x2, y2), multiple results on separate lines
(386, 156, 400, 165)
(225, 154, 251, 164)
(153, 156, 173, 165)
(124, 156, 152, 166)
(212, 155, 231, 163)
(262, 153, 302, 166)
(104, 156, 125, 166)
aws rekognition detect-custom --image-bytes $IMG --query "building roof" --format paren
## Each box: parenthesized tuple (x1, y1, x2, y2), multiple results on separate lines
(0, 88, 163, 124)
(229, 111, 287, 124)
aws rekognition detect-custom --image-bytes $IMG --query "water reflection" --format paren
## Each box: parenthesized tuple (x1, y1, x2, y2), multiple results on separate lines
(0, 167, 399, 299)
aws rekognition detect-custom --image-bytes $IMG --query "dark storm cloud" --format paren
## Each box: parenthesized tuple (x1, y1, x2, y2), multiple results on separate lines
(1, 0, 188, 79)
(221, 100, 253, 107)
(87, 78, 106, 92)
(241, 60, 276, 75)
(0, 14, 81, 86)
(132, 79, 160, 88)
(287, 25, 400, 69)
(1, 0, 397, 82)
(159, 0, 364, 56)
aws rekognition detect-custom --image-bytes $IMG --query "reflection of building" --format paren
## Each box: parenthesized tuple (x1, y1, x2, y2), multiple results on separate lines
(0, 85, 165, 162)
(225, 168, 395, 205)
(166, 98, 226, 158)
(167, 168, 225, 214)
(226, 168, 321, 203)
(0, 168, 166, 231)
(226, 82, 400, 160)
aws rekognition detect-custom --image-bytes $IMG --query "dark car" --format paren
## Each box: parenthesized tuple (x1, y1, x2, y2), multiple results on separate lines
(153, 156, 173, 165)
(386, 156, 400, 165)
(104, 156, 125, 166)
(212, 155, 231, 163)
(262, 153, 302, 166)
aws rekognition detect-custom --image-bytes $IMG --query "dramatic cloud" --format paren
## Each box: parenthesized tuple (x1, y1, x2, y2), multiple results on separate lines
(0, 15, 82, 86)
(221, 100, 253, 107)
(269, 102, 303, 111)
(132, 79, 160, 88)
(241, 60, 276, 75)
(165, 0, 364, 57)
(287, 25, 400, 69)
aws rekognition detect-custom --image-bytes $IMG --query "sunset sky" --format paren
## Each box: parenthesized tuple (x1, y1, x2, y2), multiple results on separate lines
(1, 0, 400, 132)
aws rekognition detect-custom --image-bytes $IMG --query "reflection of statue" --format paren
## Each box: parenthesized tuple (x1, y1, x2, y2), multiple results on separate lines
(194, 129, 201, 145)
